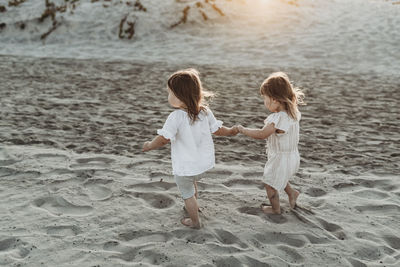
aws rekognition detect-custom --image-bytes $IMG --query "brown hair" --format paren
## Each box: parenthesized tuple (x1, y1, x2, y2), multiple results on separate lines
(167, 68, 214, 123)
(260, 72, 305, 120)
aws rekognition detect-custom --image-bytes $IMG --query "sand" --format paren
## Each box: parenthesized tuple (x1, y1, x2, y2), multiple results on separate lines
(0, 55, 399, 266)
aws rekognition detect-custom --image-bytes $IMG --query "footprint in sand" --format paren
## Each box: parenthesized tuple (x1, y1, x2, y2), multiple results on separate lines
(305, 187, 327, 197)
(0, 237, 32, 260)
(316, 217, 347, 240)
(92, 186, 113, 201)
(213, 229, 249, 249)
(382, 235, 400, 250)
(270, 245, 305, 265)
(131, 192, 176, 209)
(102, 241, 141, 262)
(84, 181, 113, 201)
(237, 206, 288, 224)
(352, 244, 384, 262)
(237, 206, 262, 216)
(32, 196, 93, 216)
(333, 182, 357, 191)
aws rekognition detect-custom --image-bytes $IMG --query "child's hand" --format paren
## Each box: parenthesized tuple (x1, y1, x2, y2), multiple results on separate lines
(142, 141, 152, 152)
(231, 126, 239, 136)
(237, 125, 245, 134)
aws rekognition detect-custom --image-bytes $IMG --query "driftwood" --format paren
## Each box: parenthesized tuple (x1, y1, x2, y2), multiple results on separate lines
(41, 21, 58, 40)
(118, 15, 136, 39)
(39, 0, 68, 40)
(171, 0, 226, 28)
(206, 2, 224, 16)
(8, 0, 26, 7)
(133, 0, 146, 12)
(170, 6, 190, 28)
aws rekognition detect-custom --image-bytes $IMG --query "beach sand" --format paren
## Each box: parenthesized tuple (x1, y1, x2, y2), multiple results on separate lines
(0, 55, 399, 266)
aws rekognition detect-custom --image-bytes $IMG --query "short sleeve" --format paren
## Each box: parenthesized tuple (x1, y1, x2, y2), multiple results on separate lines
(157, 111, 181, 141)
(264, 112, 290, 133)
(206, 108, 223, 133)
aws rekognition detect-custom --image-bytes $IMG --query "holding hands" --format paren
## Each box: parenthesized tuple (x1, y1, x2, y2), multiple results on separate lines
(237, 125, 245, 134)
(230, 125, 240, 136)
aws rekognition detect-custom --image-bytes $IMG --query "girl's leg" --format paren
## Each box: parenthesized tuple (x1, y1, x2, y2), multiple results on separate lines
(194, 181, 198, 199)
(182, 196, 201, 229)
(263, 184, 281, 214)
(284, 182, 299, 209)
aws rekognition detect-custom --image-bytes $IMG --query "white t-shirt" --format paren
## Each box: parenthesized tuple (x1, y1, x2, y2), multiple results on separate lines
(157, 108, 223, 176)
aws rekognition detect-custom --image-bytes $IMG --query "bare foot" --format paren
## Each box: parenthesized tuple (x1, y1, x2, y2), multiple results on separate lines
(289, 190, 300, 209)
(260, 204, 281, 214)
(180, 218, 201, 229)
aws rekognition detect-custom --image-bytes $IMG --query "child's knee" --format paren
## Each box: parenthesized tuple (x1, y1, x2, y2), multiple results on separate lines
(269, 192, 278, 200)
(265, 184, 276, 192)
(182, 187, 196, 200)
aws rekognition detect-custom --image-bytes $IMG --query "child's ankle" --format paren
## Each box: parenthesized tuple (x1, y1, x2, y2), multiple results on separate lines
(273, 208, 281, 214)
(192, 221, 201, 229)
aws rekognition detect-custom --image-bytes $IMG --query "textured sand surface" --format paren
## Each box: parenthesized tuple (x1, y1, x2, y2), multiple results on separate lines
(0, 55, 399, 266)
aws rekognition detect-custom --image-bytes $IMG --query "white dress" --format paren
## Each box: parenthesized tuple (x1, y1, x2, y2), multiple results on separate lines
(263, 111, 301, 191)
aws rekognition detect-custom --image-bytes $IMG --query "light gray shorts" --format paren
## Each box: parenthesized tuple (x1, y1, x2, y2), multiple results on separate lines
(174, 175, 202, 200)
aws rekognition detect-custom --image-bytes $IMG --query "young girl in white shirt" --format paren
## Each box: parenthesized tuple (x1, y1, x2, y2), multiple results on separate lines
(143, 68, 238, 229)
(238, 72, 305, 215)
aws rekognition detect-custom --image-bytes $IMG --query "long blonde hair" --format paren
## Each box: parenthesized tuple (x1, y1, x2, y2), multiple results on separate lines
(260, 72, 305, 120)
(167, 68, 214, 123)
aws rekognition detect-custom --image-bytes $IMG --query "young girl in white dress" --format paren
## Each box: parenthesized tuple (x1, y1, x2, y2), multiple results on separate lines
(142, 68, 238, 228)
(238, 72, 305, 214)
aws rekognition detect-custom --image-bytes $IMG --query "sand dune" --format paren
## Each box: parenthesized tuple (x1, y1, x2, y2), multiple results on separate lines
(0, 55, 399, 266)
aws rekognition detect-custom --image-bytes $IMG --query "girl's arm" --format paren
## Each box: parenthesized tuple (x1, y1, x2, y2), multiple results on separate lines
(142, 135, 170, 152)
(238, 123, 275, 140)
(213, 126, 239, 136)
